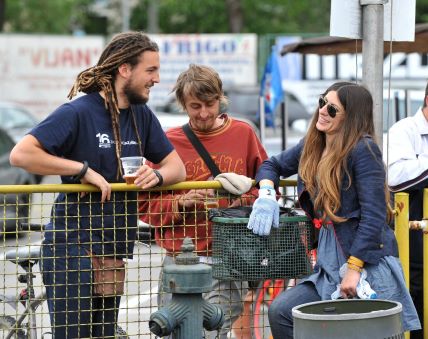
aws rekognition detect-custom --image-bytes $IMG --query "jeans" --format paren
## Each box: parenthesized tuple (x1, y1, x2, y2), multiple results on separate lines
(268, 282, 321, 339)
(40, 241, 121, 338)
(158, 256, 249, 339)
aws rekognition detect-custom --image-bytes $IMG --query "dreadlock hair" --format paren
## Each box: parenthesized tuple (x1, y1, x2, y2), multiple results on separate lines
(67, 31, 159, 178)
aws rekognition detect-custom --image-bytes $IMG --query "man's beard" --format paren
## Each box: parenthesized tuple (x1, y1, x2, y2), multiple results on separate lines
(123, 81, 148, 105)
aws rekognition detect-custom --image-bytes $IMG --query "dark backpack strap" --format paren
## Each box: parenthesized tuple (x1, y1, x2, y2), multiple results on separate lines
(182, 123, 221, 177)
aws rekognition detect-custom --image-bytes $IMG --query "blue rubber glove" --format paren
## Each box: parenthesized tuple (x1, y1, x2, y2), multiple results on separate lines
(247, 186, 279, 236)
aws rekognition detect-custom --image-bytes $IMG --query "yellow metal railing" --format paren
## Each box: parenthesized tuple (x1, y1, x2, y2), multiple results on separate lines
(424, 188, 428, 339)
(394, 190, 428, 339)
(395, 193, 410, 287)
(0, 179, 298, 339)
(1, 180, 421, 338)
(394, 193, 411, 339)
(0, 178, 298, 193)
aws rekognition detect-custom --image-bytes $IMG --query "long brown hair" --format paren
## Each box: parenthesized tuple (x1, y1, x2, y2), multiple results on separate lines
(299, 82, 383, 222)
(68, 32, 159, 178)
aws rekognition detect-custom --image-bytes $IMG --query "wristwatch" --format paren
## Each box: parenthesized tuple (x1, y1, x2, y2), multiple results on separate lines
(153, 169, 163, 187)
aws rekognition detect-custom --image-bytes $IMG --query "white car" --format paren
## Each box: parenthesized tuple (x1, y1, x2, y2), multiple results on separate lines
(154, 111, 261, 136)
(0, 101, 39, 143)
(155, 112, 189, 131)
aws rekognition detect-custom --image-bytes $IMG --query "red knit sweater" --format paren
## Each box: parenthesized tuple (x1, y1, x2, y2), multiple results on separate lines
(139, 115, 268, 255)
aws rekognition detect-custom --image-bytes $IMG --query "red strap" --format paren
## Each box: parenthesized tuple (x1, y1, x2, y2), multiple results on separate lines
(313, 218, 323, 229)
(313, 218, 332, 229)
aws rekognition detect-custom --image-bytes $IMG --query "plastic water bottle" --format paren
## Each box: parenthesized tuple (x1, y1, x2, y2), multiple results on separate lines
(331, 284, 342, 300)
(356, 269, 377, 299)
(331, 264, 377, 300)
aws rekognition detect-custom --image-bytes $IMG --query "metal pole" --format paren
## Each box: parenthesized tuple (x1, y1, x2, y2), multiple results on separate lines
(148, 0, 160, 33)
(280, 101, 287, 151)
(404, 89, 410, 118)
(394, 92, 400, 122)
(259, 96, 265, 145)
(360, 0, 387, 151)
(122, 0, 130, 32)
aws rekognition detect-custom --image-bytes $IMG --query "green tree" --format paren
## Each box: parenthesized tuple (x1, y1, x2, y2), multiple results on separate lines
(0, 0, 5, 31)
(132, 0, 231, 33)
(147, 0, 330, 34)
(2, 0, 427, 35)
(3, 0, 93, 34)
(417, 0, 428, 23)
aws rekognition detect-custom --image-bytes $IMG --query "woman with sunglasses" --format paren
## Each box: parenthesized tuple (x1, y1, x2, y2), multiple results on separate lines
(247, 82, 420, 338)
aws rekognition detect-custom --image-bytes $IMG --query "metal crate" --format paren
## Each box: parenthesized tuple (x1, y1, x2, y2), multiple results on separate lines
(212, 215, 313, 281)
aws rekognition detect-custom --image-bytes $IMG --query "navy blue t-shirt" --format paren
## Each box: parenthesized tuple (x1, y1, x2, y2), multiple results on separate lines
(31, 92, 173, 258)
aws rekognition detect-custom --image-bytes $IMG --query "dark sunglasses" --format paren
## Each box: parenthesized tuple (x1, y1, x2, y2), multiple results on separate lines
(318, 96, 342, 118)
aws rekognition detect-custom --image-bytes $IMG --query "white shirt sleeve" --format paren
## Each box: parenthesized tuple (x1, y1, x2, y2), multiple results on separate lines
(387, 112, 428, 191)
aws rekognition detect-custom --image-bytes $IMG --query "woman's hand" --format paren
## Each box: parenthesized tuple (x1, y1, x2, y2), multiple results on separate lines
(340, 268, 361, 299)
(247, 186, 279, 236)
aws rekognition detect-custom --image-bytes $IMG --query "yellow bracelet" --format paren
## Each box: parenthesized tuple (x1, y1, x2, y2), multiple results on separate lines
(348, 260, 363, 268)
(347, 263, 363, 273)
(347, 256, 364, 268)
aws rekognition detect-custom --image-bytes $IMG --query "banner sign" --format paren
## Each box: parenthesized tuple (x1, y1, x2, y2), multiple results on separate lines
(0, 34, 104, 118)
(0, 34, 257, 117)
(148, 33, 258, 108)
(330, 0, 416, 41)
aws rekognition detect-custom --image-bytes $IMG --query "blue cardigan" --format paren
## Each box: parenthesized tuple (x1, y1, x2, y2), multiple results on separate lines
(256, 136, 399, 265)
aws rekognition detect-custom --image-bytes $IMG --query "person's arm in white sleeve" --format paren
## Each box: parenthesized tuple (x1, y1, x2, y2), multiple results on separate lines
(387, 119, 428, 191)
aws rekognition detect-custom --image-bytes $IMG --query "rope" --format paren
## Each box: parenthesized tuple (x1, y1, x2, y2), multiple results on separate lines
(385, 0, 394, 185)
(355, 39, 358, 84)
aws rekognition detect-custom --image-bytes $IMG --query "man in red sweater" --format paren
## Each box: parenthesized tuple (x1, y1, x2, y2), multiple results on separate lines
(139, 64, 268, 338)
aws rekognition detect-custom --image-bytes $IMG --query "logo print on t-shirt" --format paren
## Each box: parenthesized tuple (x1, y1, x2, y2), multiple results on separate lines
(96, 133, 111, 148)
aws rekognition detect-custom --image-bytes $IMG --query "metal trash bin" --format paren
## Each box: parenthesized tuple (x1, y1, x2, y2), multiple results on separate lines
(292, 299, 404, 339)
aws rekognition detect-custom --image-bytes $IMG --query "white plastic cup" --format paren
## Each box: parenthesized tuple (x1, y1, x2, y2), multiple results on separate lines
(120, 156, 145, 184)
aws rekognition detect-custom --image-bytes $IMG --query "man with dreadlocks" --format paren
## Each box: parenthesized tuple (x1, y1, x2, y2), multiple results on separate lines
(10, 31, 186, 338)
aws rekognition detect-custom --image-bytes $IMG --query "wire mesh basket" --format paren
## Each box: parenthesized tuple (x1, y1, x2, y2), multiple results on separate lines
(211, 214, 313, 281)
